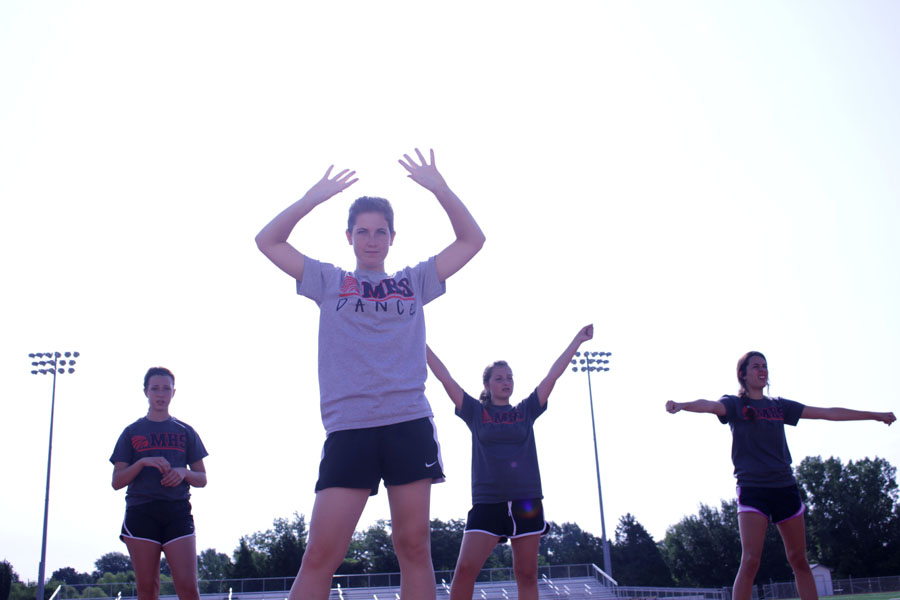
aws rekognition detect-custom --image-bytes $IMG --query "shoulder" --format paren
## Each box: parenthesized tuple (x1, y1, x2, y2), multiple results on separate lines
(170, 418, 196, 431)
(121, 417, 147, 432)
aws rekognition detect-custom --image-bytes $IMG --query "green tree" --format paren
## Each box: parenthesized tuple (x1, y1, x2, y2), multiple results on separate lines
(662, 501, 739, 587)
(231, 537, 264, 581)
(796, 455, 900, 576)
(244, 514, 307, 577)
(662, 500, 791, 587)
(0, 561, 15, 600)
(198, 549, 232, 581)
(92, 553, 131, 578)
(611, 514, 673, 586)
(539, 522, 605, 566)
(429, 518, 465, 572)
(354, 520, 398, 574)
(50, 568, 91, 586)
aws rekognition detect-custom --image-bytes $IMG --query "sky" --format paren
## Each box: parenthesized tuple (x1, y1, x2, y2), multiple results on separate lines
(2, 0, 899, 584)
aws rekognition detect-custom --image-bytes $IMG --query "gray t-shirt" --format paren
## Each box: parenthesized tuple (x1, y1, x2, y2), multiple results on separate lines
(297, 257, 445, 434)
(456, 390, 547, 504)
(717, 395, 805, 487)
(110, 417, 208, 507)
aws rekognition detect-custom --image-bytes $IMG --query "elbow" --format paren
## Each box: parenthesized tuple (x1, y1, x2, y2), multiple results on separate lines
(474, 231, 486, 251)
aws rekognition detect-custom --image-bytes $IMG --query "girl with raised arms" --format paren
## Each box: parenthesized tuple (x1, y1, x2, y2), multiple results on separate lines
(426, 325, 593, 600)
(255, 148, 485, 600)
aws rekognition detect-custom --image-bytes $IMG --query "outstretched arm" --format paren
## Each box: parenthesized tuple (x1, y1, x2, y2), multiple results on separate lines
(426, 345, 465, 411)
(255, 166, 358, 281)
(399, 149, 485, 282)
(666, 399, 726, 417)
(536, 324, 594, 407)
(801, 406, 896, 425)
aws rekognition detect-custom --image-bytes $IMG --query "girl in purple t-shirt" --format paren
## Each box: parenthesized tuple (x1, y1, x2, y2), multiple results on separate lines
(666, 351, 894, 600)
(427, 324, 593, 600)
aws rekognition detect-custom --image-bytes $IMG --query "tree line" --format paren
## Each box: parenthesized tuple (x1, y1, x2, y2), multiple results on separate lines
(3, 455, 898, 600)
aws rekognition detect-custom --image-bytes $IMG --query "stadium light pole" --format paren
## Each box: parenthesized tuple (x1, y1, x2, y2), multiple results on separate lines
(29, 351, 79, 600)
(571, 350, 613, 577)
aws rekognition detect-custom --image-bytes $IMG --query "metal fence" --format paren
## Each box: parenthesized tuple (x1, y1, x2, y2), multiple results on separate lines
(761, 575, 900, 600)
(59, 565, 606, 599)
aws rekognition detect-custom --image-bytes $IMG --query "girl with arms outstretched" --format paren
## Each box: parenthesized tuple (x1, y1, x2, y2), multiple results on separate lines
(666, 351, 895, 600)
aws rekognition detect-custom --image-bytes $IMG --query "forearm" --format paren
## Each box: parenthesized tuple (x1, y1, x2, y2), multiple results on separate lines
(255, 196, 320, 252)
(111, 462, 144, 490)
(804, 406, 890, 421)
(434, 185, 484, 245)
(426, 347, 464, 409)
(182, 468, 207, 488)
(674, 399, 722, 414)
(547, 337, 584, 383)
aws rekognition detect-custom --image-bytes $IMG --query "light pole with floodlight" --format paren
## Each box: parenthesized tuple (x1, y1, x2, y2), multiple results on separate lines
(29, 351, 79, 600)
(571, 350, 613, 577)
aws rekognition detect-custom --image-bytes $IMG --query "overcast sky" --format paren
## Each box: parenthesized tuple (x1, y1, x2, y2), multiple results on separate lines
(2, 0, 898, 583)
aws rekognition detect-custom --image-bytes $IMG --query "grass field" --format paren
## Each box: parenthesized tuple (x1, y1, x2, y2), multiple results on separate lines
(821, 594, 900, 600)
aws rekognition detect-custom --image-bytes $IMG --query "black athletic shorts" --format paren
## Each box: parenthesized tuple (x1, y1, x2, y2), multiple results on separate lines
(737, 484, 805, 523)
(121, 499, 195, 546)
(315, 417, 445, 496)
(464, 498, 549, 543)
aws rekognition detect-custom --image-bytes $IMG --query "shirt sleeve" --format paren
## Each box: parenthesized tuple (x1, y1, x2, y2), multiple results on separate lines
(413, 257, 446, 306)
(185, 426, 209, 464)
(779, 397, 805, 426)
(109, 426, 134, 464)
(296, 257, 329, 304)
(717, 395, 737, 425)
(456, 392, 479, 428)
(525, 388, 548, 421)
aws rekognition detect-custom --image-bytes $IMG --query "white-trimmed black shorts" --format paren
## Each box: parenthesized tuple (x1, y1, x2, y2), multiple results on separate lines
(120, 499, 195, 546)
(737, 484, 805, 524)
(316, 417, 445, 496)
(464, 498, 549, 543)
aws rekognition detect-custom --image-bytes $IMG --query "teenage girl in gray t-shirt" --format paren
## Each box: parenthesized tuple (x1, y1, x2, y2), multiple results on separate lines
(666, 351, 895, 600)
(256, 149, 485, 600)
(427, 324, 593, 600)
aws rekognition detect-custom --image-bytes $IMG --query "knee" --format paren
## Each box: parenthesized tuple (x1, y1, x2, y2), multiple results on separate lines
(453, 557, 483, 580)
(513, 563, 538, 588)
(392, 527, 431, 564)
(300, 543, 343, 574)
(739, 551, 762, 574)
(173, 582, 200, 600)
(785, 547, 811, 573)
(136, 578, 160, 600)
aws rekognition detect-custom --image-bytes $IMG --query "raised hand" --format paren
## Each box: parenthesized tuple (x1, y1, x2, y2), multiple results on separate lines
(398, 148, 447, 192)
(575, 324, 594, 344)
(307, 165, 358, 205)
(666, 400, 681, 414)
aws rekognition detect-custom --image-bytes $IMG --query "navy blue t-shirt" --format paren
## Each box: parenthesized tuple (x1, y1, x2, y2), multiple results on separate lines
(456, 390, 547, 504)
(110, 417, 208, 507)
(717, 395, 804, 487)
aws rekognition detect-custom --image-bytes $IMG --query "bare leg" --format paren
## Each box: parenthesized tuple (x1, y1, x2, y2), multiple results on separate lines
(510, 533, 542, 600)
(162, 535, 200, 600)
(124, 537, 162, 600)
(733, 512, 768, 600)
(449, 532, 499, 600)
(387, 478, 436, 600)
(288, 487, 370, 600)
(777, 514, 817, 600)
